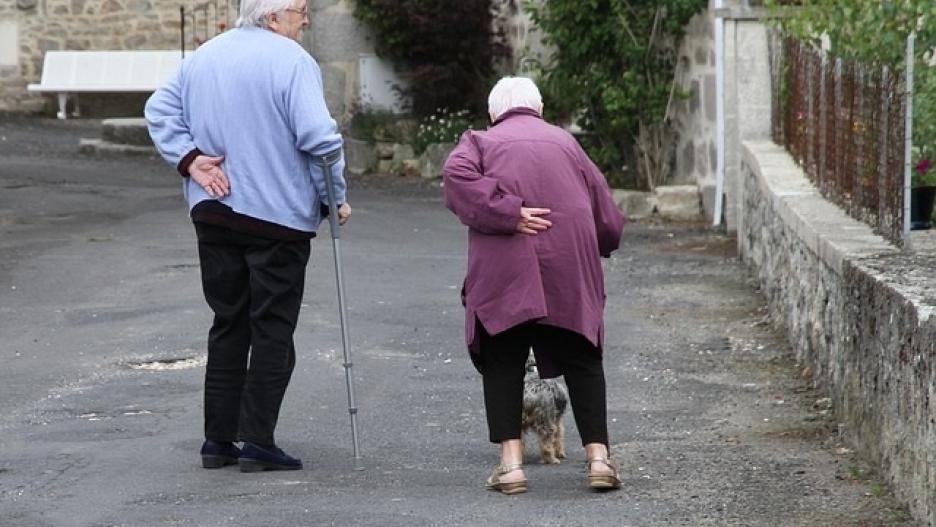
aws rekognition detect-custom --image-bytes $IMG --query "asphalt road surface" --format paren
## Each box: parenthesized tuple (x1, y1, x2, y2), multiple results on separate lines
(0, 116, 912, 526)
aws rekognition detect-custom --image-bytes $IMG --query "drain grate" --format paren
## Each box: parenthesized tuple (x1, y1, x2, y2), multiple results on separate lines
(126, 356, 206, 371)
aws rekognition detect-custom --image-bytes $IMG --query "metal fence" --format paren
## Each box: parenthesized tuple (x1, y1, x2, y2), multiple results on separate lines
(769, 34, 907, 245)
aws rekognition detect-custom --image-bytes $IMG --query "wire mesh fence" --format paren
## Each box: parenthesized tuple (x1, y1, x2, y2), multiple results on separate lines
(769, 33, 907, 246)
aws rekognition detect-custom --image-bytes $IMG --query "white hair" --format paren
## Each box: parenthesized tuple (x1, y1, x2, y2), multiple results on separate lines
(236, 0, 295, 28)
(487, 76, 543, 121)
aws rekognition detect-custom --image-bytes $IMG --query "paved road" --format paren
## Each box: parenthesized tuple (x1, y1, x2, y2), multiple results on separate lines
(0, 116, 911, 526)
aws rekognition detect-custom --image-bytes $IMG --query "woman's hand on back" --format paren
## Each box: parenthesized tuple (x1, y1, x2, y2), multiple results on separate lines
(516, 207, 552, 236)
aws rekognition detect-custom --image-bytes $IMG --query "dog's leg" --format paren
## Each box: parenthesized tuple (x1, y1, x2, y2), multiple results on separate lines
(556, 422, 567, 459)
(540, 426, 560, 464)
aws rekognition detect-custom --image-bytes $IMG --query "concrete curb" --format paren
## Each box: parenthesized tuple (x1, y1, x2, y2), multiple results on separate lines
(78, 138, 158, 157)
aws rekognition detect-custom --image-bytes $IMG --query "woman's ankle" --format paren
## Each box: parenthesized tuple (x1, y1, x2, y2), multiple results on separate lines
(584, 442, 609, 460)
(499, 439, 524, 468)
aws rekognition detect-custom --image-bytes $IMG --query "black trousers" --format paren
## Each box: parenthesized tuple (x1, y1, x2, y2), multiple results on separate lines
(478, 322, 609, 447)
(195, 222, 310, 446)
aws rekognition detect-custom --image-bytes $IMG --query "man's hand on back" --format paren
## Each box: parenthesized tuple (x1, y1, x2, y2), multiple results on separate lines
(188, 155, 229, 198)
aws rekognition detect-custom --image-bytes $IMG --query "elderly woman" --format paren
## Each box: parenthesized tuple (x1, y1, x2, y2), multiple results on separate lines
(442, 77, 626, 494)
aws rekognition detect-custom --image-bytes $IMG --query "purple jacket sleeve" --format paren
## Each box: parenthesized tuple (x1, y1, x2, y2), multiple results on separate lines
(442, 131, 523, 235)
(578, 144, 626, 257)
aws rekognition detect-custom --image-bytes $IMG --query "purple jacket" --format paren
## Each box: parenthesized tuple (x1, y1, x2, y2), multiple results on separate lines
(442, 108, 626, 374)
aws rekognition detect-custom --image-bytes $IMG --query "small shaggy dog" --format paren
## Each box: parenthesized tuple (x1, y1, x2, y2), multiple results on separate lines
(521, 352, 569, 464)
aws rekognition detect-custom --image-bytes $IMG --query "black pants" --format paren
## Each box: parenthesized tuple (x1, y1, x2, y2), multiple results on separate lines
(479, 322, 609, 447)
(195, 222, 310, 446)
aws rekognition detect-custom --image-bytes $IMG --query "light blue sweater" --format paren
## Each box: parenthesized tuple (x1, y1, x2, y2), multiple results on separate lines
(145, 26, 345, 233)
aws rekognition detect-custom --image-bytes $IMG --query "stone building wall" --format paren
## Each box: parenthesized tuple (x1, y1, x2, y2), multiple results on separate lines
(671, 1, 772, 228)
(1, 0, 540, 119)
(740, 140, 936, 526)
(672, 8, 717, 192)
(0, 0, 199, 114)
(304, 0, 372, 122)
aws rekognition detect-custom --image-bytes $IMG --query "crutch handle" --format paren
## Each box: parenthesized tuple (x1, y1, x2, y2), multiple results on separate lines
(312, 148, 343, 239)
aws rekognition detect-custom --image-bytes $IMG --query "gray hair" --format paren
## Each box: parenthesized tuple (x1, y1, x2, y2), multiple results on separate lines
(236, 0, 295, 28)
(487, 76, 543, 121)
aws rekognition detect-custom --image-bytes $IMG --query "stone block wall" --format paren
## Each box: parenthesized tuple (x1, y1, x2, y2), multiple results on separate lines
(672, 2, 772, 229)
(0, 0, 193, 114)
(305, 0, 373, 122)
(740, 140, 936, 525)
(1, 0, 360, 116)
(672, 7, 717, 190)
(1, 0, 539, 120)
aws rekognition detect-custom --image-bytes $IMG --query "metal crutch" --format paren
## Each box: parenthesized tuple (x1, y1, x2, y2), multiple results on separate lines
(313, 148, 363, 470)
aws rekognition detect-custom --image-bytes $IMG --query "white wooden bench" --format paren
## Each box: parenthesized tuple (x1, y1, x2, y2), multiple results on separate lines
(27, 50, 183, 120)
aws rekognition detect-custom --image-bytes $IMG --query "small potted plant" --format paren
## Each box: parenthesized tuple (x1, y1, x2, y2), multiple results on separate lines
(911, 152, 936, 230)
(911, 67, 936, 230)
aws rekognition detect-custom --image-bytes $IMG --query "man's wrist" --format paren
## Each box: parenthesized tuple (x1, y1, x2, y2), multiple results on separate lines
(177, 148, 203, 178)
(319, 202, 345, 217)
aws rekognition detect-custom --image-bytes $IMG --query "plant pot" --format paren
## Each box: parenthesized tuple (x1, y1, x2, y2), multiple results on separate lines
(910, 185, 936, 230)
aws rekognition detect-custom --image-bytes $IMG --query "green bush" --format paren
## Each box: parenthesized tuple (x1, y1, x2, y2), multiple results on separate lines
(412, 108, 480, 155)
(350, 0, 509, 120)
(913, 69, 936, 187)
(345, 106, 401, 142)
(528, 0, 706, 189)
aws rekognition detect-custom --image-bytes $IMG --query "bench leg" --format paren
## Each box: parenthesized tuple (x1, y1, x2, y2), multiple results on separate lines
(56, 93, 68, 120)
(72, 95, 81, 118)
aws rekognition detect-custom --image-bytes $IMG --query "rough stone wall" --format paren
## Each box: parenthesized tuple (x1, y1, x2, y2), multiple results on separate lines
(0, 0, 195, 114)
(841, 256, 936, 526)
(672, 2, 772, 230)
(1, 0, 357, 116)
(672, 7, 717, 191)
(305, 0, 373, 122)
(1, 0, 539, 119)
(740, 140, 936, 525)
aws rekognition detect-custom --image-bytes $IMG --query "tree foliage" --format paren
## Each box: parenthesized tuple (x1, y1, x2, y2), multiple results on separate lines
(773, 0, 936, 65)
(528, 0, 706, 189)
(350, 0, 509, 119)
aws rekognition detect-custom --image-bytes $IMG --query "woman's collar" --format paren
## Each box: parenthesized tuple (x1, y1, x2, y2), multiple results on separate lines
(492, 107, 543, 126)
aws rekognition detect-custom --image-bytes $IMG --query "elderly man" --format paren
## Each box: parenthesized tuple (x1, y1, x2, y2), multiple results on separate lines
(145, 0, 350, 472)
(443, 77, 626, 494)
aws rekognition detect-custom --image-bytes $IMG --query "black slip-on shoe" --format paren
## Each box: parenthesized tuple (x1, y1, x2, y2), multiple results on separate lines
(238, 442, 303, 472)
(200, 440, 242, 469)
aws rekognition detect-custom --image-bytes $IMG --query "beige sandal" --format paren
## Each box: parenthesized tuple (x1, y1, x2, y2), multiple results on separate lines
(586, 458, 622, 490)
(485, 463, 528, 495)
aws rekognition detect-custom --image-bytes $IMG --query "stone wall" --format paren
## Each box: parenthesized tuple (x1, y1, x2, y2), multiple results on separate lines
(2, 0, 540, 119)
(0, 0, 365, 117)
(672, 7, 717, 191)
(740, 140, 936, 526)
(304, 0, 373, 122)
(672, 2, 772, 229)
(0, 0, 196, 114)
